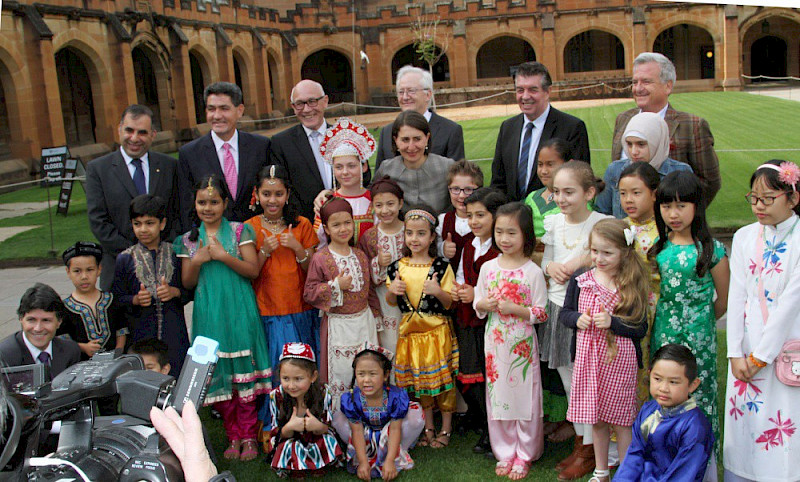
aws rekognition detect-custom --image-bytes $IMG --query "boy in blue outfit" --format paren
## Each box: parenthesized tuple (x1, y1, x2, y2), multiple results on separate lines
(614, 343, 714, 482)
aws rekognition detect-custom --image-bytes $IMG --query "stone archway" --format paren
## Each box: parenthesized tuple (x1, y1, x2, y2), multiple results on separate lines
(131, 45, 167, 130)
(301, 49, 353, 103)
(55, 47, 97, 145)
(564, 30, 625, 73)
(476, 36, 536, 79)
(653, 24, 715, 80)
(189, 50, 210, 124)
(390, 44, 450, 83)
(742, 15, 800, 80)
(752, 36, 788, 79)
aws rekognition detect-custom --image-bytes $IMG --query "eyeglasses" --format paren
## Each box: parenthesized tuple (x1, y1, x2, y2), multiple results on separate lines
(745, 191, 789, 206)
(448, 187, 476, 196)
(397, 88, 429, 97)
(291, 96, 324, 109)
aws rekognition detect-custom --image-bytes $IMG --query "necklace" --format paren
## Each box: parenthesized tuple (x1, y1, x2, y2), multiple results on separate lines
(261, 215, 285, 234)
(562, 216, 590, 250)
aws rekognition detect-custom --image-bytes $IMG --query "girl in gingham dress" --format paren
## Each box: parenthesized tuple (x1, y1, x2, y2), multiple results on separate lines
(559, 219, 650, 482)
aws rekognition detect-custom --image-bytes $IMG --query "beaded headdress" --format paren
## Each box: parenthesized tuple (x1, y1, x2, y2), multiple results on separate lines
(280, 342, 316, 363)
(319, 118, 376, 165)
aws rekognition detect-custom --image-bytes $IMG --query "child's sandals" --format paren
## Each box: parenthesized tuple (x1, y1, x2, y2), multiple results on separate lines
(495, 460, 513, 477)
(417, 428, 435, 447)
(223, 439, 242, 460)
(430, 430, 451, 449)
(588, 468, 611, 482)
(509, 457, 530, 480)
(240, 439, 259, 461)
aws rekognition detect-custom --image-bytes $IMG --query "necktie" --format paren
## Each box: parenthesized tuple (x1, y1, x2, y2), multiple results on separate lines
(131, 158, 146, 195)
(222, 143, 238, 199)
(517, 123, 534, 198)
(37, 351, 51, 366)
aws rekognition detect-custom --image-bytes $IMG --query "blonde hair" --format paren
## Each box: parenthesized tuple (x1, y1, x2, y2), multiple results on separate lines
(552, 160, 602, 198)
(589, 219, 650, 361)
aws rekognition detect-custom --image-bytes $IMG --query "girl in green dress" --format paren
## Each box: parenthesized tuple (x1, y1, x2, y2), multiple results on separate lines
(175, 174, 271, 462)
(649, 171, 730, 454)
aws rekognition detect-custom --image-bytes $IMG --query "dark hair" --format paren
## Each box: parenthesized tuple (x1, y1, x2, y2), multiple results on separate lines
(390, 110, 432, 156)
(129, 338, 170, 367)
(370, 175, 404, 201)
(447, 159, 484, 187)
(493, 202, 536, 257)
(119, 104, 154, 125)
(350, 350, 393, 388)
(750, 159, 800, 215)
(619, 162, 660, 192)
(203, 81, 243, 107)
(465, 188, 507, 217)
(538, 138, 571, 162)
(651, 343, 698, 381)
(651, 171, 714, 277)
(276, 358, 325, 427)
(402, 204, 438, 258)
(253, 164, 301, 225)
(17, 283, 65, 320)
(188, 175, 231, 242)
(512, 61, 552, 89)
(130, 194, 167, 221)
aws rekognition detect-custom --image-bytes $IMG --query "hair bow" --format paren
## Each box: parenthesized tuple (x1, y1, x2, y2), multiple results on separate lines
(624, 227, 635, 246)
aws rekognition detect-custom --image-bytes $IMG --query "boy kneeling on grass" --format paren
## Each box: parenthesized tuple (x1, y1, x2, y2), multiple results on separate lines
(614, 343, 714, 482)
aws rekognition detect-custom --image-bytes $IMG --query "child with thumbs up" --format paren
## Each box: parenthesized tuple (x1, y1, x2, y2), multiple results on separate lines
(437, 160, 483, 272)
(112, 194, 190, 378)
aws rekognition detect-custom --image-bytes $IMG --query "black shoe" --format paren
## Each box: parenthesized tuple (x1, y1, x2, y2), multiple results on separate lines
(472, 431, 491, 454)
(210, 408, 222, 419)
(453, 412, 470, 436)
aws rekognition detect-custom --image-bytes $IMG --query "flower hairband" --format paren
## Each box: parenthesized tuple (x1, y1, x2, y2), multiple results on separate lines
(623, 227, 635, 246)
(758, 162, 800, 191)
(406, 209, 436, 226)
(357, 341, 394, 362)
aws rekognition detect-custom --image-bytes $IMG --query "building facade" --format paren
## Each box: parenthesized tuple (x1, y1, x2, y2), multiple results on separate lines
(0, 0, 798, 183)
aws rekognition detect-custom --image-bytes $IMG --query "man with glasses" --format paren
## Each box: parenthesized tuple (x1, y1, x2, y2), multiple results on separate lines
(375, 65, 465, 169)
(611, 52, 720, 202)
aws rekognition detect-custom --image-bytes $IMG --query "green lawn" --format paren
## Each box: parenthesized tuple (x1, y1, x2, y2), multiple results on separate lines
(2, 91, 799, 259)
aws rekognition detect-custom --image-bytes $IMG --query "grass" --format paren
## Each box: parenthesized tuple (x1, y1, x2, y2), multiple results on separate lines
(201, 329, 729, 481)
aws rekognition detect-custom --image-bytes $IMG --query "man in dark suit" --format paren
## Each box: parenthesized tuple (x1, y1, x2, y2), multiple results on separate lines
(375, 65, 465, 169)
(86, 105, 178, 290)
(0, 283, 81, 379)
(490, 62, 591, 201)
(611, 52, 720, 202)
(177, 82, 270, 232)
(269, 79, 338, 222)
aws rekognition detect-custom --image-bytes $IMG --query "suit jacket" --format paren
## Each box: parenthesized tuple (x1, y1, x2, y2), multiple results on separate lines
(0, 332, 81, 379)
(177, 131, 270, 232)
(375, 111, 466, 170)
(490, 108, 591, 201)
(86, 149, 178, 256)
(611, 105, 720, 202)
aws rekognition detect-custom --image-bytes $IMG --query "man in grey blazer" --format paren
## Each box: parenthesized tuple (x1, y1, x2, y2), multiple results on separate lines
(375, 65, 465, 169)
(0, 283, 81, 380)
(85, 105, 178, 290)
(490, 62, 591, 201)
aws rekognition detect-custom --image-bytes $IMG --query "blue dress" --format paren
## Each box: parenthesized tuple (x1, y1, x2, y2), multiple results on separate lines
(614, 399, 713, 482)
(340, 386, 416, 478)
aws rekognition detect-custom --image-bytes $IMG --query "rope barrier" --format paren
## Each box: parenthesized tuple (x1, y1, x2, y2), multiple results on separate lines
(0, 176, 86, 191)
(742, 74, 800, 81)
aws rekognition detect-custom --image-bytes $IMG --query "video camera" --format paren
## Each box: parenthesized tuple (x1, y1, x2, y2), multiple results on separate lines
(0, 336, 219, 481)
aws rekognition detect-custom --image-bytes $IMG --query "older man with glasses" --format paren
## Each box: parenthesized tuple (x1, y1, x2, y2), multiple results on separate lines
(375, 65, 465, 170)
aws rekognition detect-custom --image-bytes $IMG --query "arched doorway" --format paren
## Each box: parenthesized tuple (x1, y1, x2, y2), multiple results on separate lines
(132, 45, 163, 130)
(653, 24, 715, 80)
(0, 72, 10, 158)
(300, 49, 353, 103)
(751, 36, 788, 79)
(189, 51, 207, 124)
(476, 37, 536, 79)
(55, 47, 97, 145)
(390, 44, 450, 83)
(564, 30, 625, 73)
(233, 53, 244, 104)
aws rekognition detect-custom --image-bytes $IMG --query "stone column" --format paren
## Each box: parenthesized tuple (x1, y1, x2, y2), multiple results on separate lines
(450, 20, 469, 88)
(722, 5, 742, 91)
(541, 13, 558, 81)
(170, 29, 196, 129)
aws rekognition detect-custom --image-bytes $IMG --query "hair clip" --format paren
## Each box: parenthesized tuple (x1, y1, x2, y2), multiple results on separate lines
(623, 227, 635, 246)
(206, 178, 215, 196)
(267, 165, 278, 185)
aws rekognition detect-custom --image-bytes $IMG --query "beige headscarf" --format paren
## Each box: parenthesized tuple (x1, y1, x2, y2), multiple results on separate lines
(622, 112, 670, 170)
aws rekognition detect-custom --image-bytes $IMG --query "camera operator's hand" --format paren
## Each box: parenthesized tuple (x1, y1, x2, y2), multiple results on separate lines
(150, 401, 217, 481)
(79, 339, 103, 357)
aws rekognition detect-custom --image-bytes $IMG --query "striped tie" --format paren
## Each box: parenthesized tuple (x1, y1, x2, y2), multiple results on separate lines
(222, 142, 238, 199)
(517, 123, 534, 198)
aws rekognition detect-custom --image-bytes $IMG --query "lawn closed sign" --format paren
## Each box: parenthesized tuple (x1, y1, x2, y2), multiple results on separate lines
(41, 146, 69, 182)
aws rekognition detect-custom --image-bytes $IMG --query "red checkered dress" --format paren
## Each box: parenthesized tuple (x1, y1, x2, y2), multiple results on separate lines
(566, 270, 638, 426)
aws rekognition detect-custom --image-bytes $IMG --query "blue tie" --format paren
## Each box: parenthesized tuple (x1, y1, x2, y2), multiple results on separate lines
(37, 351, 51, 366)
(131, 158, 146, 195)
(517, 123, 534, 198)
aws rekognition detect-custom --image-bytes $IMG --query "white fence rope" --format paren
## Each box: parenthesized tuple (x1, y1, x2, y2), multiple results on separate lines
(742, 74, 800, 81)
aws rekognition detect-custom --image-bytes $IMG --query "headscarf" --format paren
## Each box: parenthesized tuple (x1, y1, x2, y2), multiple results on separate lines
(622, 112, 670, 170)
(319, 197, 353, 226)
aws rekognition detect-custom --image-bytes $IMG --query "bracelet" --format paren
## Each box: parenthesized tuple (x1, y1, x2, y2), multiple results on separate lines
(259, 246, 271, 258)
(749, 353, 767, 368)
(296, 250, 309, 264)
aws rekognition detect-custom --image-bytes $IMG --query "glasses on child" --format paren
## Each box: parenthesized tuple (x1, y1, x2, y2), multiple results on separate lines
(745, 191, 788, 206)
(291, 96, 324, 109)
(448, 187, 476, 196)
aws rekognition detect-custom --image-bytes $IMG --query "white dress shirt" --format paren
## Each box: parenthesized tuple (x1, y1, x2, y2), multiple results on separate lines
(303, 123, 333, 190)
(211, 130, 240, 174)
(22, 333, 53, 364)
(519, 104, 550, 189)
(120, 148, 150, 193)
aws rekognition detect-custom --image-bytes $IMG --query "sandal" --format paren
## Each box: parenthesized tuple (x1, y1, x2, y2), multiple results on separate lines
(240, 439, 259, 462)
(223, 439, 241, 460)
(509, 458, 530, 480)
(495, 460, 513, 477)
(417, 428, 435, 447)
(588, 468, 610, 482)
(547, 421, 576, 443)
(430, 430, 451, 449)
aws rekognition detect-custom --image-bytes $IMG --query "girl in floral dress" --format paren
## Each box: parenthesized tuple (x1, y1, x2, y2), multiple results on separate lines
(474, 202, 548, 480)
(650, 171, 729, 453)
(724, 160, 800, 481)
(559, 219, 651, 482)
